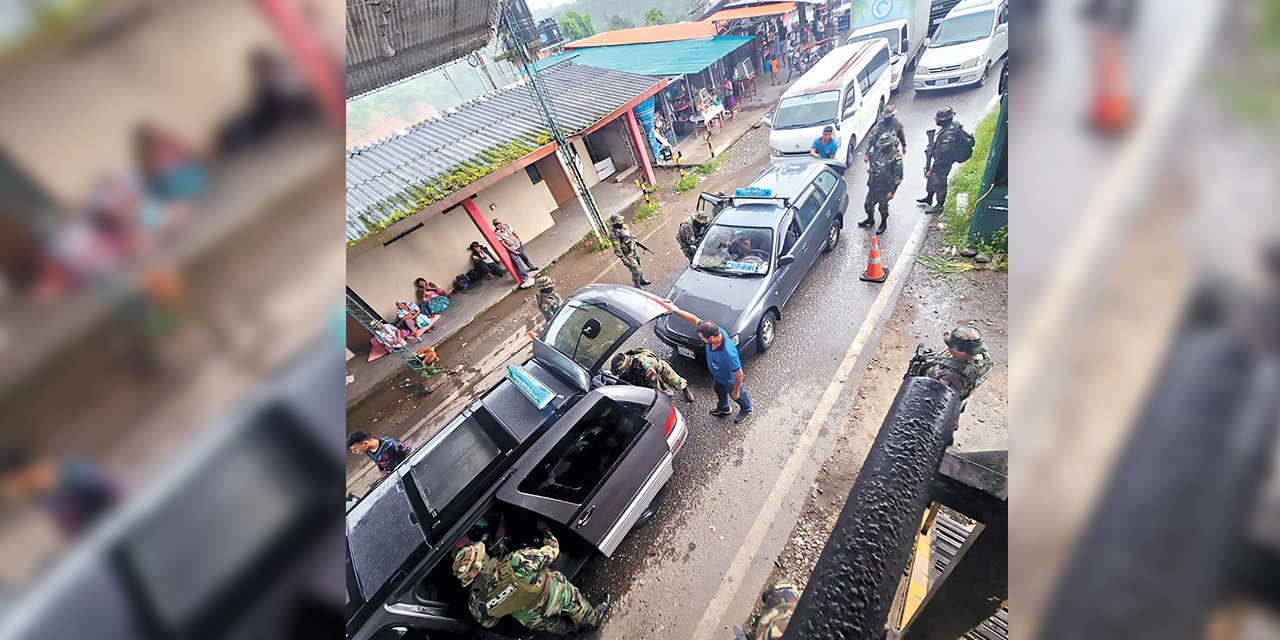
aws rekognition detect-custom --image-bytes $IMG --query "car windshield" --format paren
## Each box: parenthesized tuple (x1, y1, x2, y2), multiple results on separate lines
(930, 10, 994, 47)
(543, 300, 633, 371)
(773, 91, 839, 129)
(693, 224, 775, 276)
(847, 29, 899, 51)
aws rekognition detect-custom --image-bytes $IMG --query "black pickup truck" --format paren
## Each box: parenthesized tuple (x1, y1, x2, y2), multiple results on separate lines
(346, 285, 689, 640)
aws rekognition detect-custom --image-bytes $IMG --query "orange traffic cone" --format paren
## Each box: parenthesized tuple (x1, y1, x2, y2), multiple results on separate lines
(861, 235, 887, 283)
(1090, 30, 1131, 133)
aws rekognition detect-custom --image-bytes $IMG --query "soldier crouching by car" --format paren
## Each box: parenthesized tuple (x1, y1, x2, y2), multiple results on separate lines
(454, 520, 611, 634)
(612, 348, 695, 404)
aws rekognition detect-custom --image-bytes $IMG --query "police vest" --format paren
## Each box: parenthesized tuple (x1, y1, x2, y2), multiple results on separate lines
(483, 556, 548, 618)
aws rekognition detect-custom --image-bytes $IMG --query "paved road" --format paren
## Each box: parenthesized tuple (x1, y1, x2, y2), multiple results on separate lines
(569, 70, 1000, 639)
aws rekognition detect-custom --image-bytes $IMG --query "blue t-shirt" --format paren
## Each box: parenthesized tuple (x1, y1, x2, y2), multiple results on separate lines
(704, 328, 742, 385)
(812, 136, 838, 158)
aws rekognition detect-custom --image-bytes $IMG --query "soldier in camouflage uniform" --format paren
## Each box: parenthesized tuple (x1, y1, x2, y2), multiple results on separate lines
(859, 133, 903, 235)
(920, 107, 963, 214)
(677, 209, 711, 262)
(453, 521, 610, 634)
(753, 582, 803, 640)
(864, 104, 906, 163)
(611, 348, 695, 404)
(608, 213, 650, 288)
(908, 325, 993, 408)
(534, 275, 562, 323)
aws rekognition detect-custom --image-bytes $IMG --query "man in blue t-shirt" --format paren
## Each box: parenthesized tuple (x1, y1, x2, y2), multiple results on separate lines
(810, 125, 839, 159)
(663, 302, 753, 424)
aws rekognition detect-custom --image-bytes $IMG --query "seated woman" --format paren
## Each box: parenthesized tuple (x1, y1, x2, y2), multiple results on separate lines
(414, 278, 450, 318)
(394, 300, 431, 335)
(135, 123, 208, 201)
(370, 319, 409, 351)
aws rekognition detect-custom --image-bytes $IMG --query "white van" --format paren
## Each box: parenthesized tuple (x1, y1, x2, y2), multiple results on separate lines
(769, 39, 893, 167)
(844, 0, 933, 91)
(914, 0, 1008, 91)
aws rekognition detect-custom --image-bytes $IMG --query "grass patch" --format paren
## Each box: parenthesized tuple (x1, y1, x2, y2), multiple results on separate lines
(418, 363, 446, 377)
(634, 200, 662, 222)
(916, 254, 976, 275)
(940, 108, 1001, 249)
(577, 230, 612, 253)
(691, 150, 730, 175)
(674, 174, 701, 194)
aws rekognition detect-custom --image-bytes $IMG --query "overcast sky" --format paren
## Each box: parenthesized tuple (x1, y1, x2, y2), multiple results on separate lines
(525, 0, 574, 10)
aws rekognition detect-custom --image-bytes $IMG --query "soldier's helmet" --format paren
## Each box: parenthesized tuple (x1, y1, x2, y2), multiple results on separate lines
(935, 107, 955, 125)
(761, 581, 802, 609)
(881, 104, 897, 119)
(943, 325, 988, 355)
(692, 209, 710, 224)
(535, 275, 555, 290)
(452, 542, 487, 586)
(877, 132, 896, 147)
(609, 213, 625, 225)
(611, 352, 632, 375)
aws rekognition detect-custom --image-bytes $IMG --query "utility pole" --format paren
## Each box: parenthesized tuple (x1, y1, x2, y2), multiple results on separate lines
(498, 0, 608, 240)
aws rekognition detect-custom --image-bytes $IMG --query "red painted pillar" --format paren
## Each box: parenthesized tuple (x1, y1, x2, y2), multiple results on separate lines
(252, 0, 344, 128)
(625, 108, 657, 186)
(461, 198, 522, 282)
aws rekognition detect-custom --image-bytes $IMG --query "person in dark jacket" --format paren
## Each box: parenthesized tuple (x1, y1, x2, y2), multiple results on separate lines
(0, 449, 121, 538)
(347, 430, 413, 477)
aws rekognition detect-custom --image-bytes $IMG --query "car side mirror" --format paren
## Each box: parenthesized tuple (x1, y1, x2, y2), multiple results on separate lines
(996, 23, 1007, 33)
(901, 39, 909, 54)
(581, 318, 602, 340)
(778, 255, 796, 267)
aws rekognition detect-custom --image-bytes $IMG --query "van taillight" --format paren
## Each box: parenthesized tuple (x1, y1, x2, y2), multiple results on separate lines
(663, 404, 677, 437)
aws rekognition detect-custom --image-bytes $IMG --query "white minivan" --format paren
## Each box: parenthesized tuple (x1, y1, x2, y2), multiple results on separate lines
(769, 38, 893, 167)
(914, 0, 1008, 91)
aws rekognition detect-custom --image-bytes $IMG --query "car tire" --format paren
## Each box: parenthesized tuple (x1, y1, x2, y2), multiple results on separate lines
(878, 97, 885, 118)
(978, 61, 992, 87)
(823, 219, 841, 253)
(757, 310, 779, 353)
(634, 485, 668, 529)
(845, 136, 857, 167)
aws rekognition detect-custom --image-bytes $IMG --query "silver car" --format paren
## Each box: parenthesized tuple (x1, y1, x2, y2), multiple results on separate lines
(655, 161, 848, 358)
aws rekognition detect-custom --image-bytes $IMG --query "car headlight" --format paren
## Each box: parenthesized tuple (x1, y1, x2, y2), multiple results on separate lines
(770, 148, 783, 157)
(962, 56, 983, 69)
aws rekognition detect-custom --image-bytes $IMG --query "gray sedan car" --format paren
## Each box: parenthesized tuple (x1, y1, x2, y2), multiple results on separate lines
(655, 160, 849, 358)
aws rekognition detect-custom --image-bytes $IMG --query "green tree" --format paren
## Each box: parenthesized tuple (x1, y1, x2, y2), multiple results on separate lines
(609, 14, 635, 30)
(558, 11, 596, 42)
(644, 8, 667, 26)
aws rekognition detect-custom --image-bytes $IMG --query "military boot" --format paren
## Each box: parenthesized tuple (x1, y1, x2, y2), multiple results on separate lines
(917, 194, 932, 205)
(593, 594, 613, 627)
(876, 213, 888, 235)
(682, 387, 695, 404)
(857, 206, 875, 228)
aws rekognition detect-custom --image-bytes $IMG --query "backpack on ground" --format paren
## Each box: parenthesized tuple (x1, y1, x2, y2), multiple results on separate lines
(454, 273, 472, 292)
(952, 126, 976, 163)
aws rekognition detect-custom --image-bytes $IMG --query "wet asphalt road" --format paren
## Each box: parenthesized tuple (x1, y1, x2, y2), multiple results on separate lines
(571, 67, 1001, 640)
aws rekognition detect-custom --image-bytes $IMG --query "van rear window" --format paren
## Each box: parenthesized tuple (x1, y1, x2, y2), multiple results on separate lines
(518, 398, 646, 504)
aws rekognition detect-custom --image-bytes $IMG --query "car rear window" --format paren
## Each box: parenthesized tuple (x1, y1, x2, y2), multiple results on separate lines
(517, 398, 646, 505)
(408, 413, 504, 514)
(544, 301, 633, 372)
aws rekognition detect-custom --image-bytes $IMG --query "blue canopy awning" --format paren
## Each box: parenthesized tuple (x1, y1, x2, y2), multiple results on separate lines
(532, 36, 755, 77)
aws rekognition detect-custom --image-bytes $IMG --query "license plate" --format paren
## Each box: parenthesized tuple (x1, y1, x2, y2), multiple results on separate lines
(677, 345, 696, 359)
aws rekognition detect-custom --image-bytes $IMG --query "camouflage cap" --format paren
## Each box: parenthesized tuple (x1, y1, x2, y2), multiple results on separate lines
(692, 209, 710, 224)
(943, 325, 988, 355)
(935, 106, 955, 122)
(611, 352, 632, 375)
(761, 581, 802, 609)
(882, 104, 897, 117)
(609, 213, 625, 225)
(756, 582, 803, 640)
(452, 542, 487, 586)
(877, 132, 897, 147)
(535, 275, 555, 290)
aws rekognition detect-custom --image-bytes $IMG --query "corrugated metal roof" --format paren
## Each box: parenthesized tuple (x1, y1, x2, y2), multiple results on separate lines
(532, 36, 754, 76)
(346, 62, 662, 242)
(345, 0, 500, 98)
(706, 2, 796, 22)
(564, 22, 717, 49)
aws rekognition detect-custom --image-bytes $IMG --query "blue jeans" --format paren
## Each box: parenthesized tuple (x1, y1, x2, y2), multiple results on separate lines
(713, 381, 752, 413)
(508, 246, 537, 271)
(505, 250, 527, 281)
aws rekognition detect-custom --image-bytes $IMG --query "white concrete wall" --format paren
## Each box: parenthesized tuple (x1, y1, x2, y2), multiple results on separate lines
(346, 168, 555, 319)
(571, 139, 600, 189)
(0, 0, 289, 207)
(597, 123, 636, 174)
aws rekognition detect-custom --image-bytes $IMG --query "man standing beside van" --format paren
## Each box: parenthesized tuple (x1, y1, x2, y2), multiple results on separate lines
(810, 125, 839, 159)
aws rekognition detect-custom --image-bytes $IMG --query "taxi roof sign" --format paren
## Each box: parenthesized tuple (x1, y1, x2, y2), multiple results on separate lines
(734, 187, 772, 198)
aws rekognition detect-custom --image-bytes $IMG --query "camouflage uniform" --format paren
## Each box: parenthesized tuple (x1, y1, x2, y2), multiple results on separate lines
(923, 107, 963, 213)
(677, 211, 710, 262)
(754, 582, 802, 640)
(456, 534, 601, 634)
(608, 214, 647, 287)
(860, 133, 904, 234)
(865, 105, 907, 160)
(910, 325, 993, 405)
(612, 349, 688, 395)
(534, 275, 562, 322)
